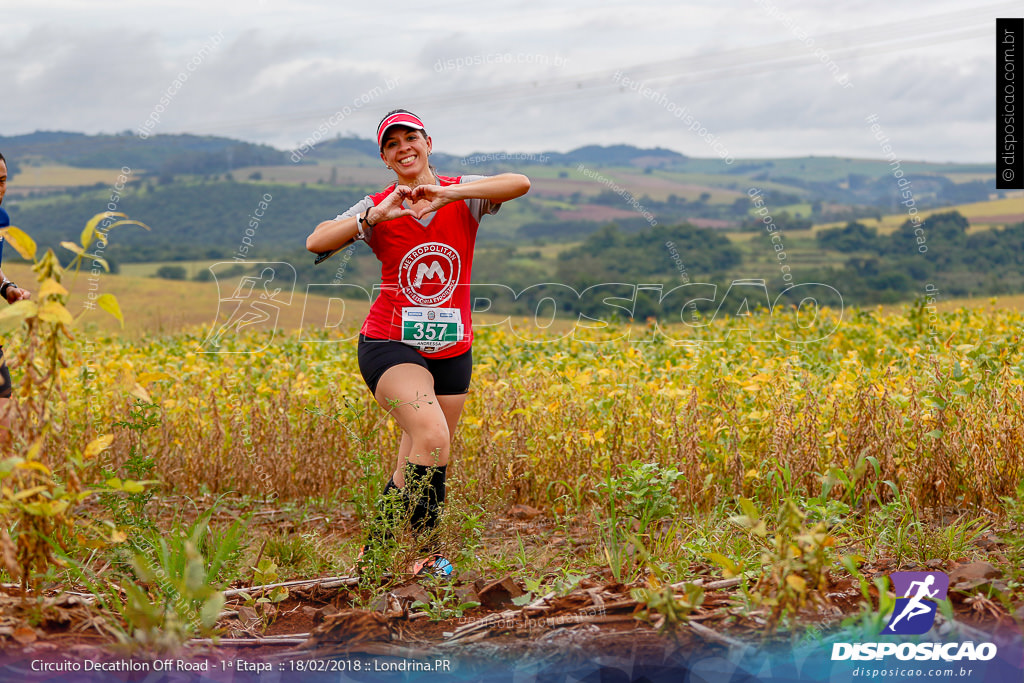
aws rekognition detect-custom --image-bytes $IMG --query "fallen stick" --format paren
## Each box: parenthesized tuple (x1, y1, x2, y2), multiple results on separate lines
(526, 591, 556, 609)
(301, 516, 329, 525)
(57, 591, 98, 603)
(439, 630, 490, 645)
(686, 620, 748, 650)
(521, 591, 557, 615)
(539, 613, 638, 627)
(674, 577, 741, 591)
(223, 576, 359, 598)
(445, 610, 519, 640)
(188, 637, 307, 646)
(591, 598, 639, 612)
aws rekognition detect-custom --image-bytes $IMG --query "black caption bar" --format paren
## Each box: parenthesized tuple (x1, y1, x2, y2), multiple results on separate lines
(998, 18, 1023, 189)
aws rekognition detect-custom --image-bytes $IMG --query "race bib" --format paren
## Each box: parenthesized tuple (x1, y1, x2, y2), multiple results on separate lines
(401, 307, 464, 353)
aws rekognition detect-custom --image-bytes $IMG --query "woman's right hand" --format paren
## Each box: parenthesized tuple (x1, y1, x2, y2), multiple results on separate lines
(369, 185, 416, 224)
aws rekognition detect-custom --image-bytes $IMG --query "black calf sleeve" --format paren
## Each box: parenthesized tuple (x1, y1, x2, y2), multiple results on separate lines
(404, 463, 447, 535)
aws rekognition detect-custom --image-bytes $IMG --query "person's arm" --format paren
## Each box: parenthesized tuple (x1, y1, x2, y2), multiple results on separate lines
(0, 268, 30, 303)
(443, 173, 530, 203)
(408, 173, 529, 221)
(416, 173, 528, 205)
(305, 214, 360, 255)
(306, 185, 417, 255)
(306, 194, 374, 255)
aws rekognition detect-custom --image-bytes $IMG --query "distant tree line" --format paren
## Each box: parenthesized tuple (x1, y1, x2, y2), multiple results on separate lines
(0, 131, 286, 176)
(7, 181, 362, 263)
(812, 211, 1024, 301)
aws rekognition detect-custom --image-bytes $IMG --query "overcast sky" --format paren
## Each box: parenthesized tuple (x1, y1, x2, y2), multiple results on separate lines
(1, 0, 1014, 164)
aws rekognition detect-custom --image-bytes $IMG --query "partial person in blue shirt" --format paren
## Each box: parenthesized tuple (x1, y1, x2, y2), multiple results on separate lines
(0, 151, 34, 449)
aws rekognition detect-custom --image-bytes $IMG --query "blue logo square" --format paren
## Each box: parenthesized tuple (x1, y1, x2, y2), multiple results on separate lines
(883, 571, 947, 635)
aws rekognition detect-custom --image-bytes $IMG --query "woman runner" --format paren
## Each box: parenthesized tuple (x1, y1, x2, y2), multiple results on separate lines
(306, 110, 530, 576)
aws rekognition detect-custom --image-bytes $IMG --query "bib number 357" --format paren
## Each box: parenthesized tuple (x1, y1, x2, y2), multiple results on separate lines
(401, 307, 463, 353)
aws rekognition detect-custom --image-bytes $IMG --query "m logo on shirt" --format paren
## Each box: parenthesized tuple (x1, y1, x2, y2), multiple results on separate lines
(413, 261, 446, 288)
(400, 242, 460, 306)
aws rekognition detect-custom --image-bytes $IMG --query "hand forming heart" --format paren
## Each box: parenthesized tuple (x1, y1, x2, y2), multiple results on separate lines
(406, 183, 452, 220)
(373, 183, 454, 223)
(373, 185, 416, 222)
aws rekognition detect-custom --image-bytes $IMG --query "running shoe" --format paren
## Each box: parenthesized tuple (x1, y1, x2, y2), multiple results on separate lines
(410, 553, 453, 578)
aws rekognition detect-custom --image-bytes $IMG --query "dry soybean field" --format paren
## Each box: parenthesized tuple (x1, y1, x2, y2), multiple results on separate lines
(1, 227, 1023, 679)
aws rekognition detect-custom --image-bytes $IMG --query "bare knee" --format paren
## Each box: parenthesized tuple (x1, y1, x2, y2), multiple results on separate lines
(411, 422, 450, 464)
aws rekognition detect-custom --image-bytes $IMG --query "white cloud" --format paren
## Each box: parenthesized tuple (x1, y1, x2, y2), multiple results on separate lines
(0, 0, 1008, 163)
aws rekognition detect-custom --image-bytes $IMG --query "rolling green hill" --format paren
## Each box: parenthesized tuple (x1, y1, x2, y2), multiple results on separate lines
(0, 131, 287, 176)
(1, 131, 1013, 309)
(7, 180, 363, 263)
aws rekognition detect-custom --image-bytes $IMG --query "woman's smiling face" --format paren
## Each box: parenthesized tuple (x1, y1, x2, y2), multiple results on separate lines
(380, 126, 432, 178)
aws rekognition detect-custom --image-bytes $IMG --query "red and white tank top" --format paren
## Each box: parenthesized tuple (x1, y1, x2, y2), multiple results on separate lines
(360, 175, 482, 358)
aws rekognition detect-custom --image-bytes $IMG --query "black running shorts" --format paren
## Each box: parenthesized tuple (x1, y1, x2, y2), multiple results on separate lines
(357, 335, 472, 396)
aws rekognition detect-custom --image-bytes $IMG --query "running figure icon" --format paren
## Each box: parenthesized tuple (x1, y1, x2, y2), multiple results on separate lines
(883, 571, 949, 635)
(887, 575, 938, 630)
(199, 262, 296, 353)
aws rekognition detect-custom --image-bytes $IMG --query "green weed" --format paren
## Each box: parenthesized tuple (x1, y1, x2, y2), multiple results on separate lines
(411, 582, 480, 621)
(732, 498, 834, 632)
(631, 580, 705, 636)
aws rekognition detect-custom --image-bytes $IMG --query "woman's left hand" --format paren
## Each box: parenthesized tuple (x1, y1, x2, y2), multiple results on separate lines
(409, 184, 453, 220)
(5, 286, 30, 304)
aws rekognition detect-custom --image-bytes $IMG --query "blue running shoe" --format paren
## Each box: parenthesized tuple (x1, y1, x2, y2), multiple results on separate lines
(411, 553, 453, 578)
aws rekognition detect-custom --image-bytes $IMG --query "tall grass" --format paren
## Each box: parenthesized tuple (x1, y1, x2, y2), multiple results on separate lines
(19, 303, 1024, 520)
